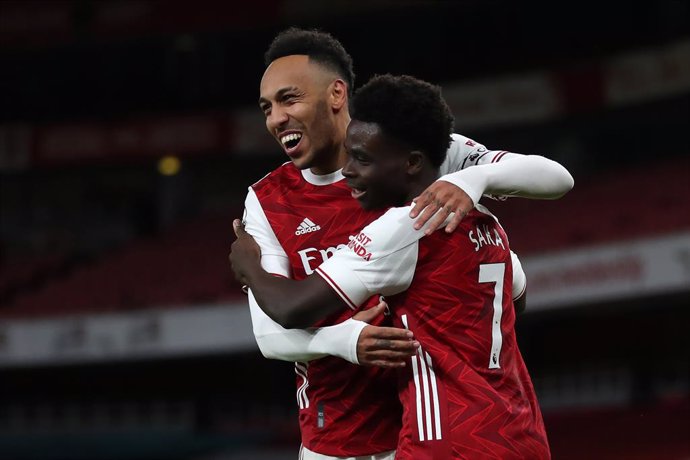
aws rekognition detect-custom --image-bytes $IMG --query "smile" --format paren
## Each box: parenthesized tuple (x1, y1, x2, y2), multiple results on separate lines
(350, 186, 367, 200)
(279, 132, 303, 155)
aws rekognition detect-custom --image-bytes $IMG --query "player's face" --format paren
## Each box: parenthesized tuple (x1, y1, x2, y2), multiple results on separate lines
(343, 120, 411, 210)
(259, 55, 341, 172)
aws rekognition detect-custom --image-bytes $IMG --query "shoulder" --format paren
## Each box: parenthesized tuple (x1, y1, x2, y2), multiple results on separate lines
(440, 133, 491, 173)
(447, 133, 488, 155)
(353, 206, 425, 257)
(450, 132, 473, 146)
(251, 161, 302, 196)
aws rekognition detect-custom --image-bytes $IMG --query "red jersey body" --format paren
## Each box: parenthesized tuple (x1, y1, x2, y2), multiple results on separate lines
(250, 162, 401, 456)
(317, 206, 550, 459)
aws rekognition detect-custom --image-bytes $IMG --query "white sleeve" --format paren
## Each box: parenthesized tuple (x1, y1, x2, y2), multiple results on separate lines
(439, 133, 497, 174)
(316, 206, 425, 309)
(244, 187, 366, 364)
(244, 187, 291, 276)
(438, 134, 574, 204)
(511, 250, 527, 300)
(248, 290, 367, 364)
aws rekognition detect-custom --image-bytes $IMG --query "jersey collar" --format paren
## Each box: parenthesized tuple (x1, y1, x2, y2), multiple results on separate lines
(301, 168, 345, 186)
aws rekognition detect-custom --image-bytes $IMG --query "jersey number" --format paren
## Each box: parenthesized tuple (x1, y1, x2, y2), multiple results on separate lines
(479, 263, 505, 369)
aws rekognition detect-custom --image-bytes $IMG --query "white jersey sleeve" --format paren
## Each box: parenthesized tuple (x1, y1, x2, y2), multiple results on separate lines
(511, 250, 527, 300)
(438, 133, 574, 203)
(439, 133, 513, 175)
(244, 187, 291, 277)
(316, 206, 424, 309)
(243, 187, 366, 364)
(248, 289, 367, 364)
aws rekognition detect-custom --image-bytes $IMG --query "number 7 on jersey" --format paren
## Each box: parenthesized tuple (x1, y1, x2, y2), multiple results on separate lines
(479, 263, 505, 370)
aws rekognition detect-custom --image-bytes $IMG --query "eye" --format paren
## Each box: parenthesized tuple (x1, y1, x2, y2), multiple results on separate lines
(259, 104, 271, 117)
(351, 151, 371, 165)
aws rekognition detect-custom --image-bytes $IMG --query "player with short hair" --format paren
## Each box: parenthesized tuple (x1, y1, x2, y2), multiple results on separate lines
(243, 28, 569, 459)
(233, 73, 550, 459)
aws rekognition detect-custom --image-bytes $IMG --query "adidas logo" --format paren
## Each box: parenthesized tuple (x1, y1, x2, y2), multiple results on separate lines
(295, 218, 321, 236)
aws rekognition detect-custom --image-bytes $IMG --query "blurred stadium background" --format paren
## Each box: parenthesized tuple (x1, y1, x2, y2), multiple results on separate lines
(0, 1, 688, 459)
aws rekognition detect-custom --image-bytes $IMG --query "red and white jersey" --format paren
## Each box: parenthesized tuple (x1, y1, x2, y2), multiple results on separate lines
(247, 163, 399, 457)
(317, 205, 550, 460)
(243, 134, 520, 457)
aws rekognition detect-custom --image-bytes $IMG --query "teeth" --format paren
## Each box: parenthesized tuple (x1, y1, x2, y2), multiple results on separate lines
(280, 133, 302, 146)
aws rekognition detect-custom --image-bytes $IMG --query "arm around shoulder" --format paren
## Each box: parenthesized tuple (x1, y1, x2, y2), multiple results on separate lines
(439, 152, 574, 203)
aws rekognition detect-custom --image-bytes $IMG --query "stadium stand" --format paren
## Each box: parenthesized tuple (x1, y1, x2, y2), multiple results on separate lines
(2, 156, 688, 318)
(491, 155, 690, 254)
(0, 214, 244, 318)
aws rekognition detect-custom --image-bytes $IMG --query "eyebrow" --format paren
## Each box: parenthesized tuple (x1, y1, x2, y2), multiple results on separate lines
(258, 86, 300, 106)
(346, 146, 368, 157)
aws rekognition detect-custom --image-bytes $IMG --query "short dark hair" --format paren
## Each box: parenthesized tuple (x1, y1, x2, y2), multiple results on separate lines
(264, 28, 355, 96)
(352, 74, 454, 167)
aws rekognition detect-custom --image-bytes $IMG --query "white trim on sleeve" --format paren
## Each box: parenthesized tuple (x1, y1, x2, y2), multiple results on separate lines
(314, 265, 369, 310)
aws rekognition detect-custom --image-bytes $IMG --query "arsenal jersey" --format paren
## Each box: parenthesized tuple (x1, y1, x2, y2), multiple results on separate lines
(317, 205, 550, 459)
(249, 162, 400, 456)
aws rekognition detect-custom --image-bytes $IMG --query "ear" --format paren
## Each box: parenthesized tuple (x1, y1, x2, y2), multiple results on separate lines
(330, 79, 349, 112)
(407, 151, 424, 175)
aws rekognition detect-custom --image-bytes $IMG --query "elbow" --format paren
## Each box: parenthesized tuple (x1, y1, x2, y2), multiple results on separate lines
(543, 160, 574, 200)
(252, 330, 293, 361)
(556, 168, 575, 199)
(254, 337, 285, 360)
(255, 341, 278, 360)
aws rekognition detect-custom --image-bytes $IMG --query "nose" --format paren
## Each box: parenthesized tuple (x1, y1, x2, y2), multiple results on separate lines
(342, 155, 357, 178)
(266, 105, 289, 133)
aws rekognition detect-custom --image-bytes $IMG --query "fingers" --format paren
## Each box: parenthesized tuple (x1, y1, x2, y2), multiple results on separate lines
(372, 337, 419, 352)
(357, 324, 422, 368)
(409, 191, 433, 218)
(364, 326, 414, 340)
(412, 197, 442, 230)
(358, 342, 420, 368)
(414, 202, 463, 234)
(360, 350, 417, 368)
(423, 205, 453, 235)
(232, 218, 246, 238)
(352, 300, 387, 323)
(411, 183, 474, 233)
(444, 209, 468, 233)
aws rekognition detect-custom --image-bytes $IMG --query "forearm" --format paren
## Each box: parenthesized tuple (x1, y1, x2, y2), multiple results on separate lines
(440, 155, 574, 204)
(249, 291, 366, 363)
(244, 264, 344, 329)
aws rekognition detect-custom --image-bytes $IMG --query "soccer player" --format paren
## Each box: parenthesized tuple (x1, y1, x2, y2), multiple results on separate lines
(243, 28, 569, 459)
(233, 74, 550, 459)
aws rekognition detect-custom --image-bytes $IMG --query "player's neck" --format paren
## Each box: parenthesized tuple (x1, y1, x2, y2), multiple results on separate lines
(407, 169, 440, 203)
(309, 115, 349, 175)
(309, 145, 347, 175)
